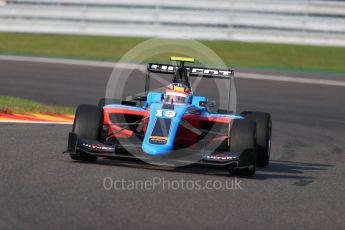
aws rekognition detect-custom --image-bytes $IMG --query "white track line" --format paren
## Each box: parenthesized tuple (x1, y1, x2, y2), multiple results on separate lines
(0, 120, 72, 125)
(0, 55, 142, 69)
(0, 55, 116, 68)
(235, 72, 345, 87)
(1, 55, 345, 87)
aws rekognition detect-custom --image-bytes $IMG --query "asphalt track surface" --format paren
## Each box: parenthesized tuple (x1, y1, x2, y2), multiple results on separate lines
(1, 59, 345, 229)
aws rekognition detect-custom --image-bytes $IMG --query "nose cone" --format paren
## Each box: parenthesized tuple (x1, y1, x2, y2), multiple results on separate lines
(142, 102, 188, 156)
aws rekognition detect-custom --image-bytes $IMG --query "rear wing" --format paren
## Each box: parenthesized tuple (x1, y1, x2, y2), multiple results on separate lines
(147, 63, 234, 79)
(144, 63, 235, 114)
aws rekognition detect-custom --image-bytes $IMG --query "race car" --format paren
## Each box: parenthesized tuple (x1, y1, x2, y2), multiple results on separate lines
(65, 57, 272, 176)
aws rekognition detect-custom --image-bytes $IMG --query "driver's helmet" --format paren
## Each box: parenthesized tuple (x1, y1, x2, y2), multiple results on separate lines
(165, 83, 191, 104)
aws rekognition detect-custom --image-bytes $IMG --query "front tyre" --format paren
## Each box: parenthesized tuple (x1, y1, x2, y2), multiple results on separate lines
(240, 111, 272, 167)
(229, 119, 257, 176)
(70, 104, 103, 162)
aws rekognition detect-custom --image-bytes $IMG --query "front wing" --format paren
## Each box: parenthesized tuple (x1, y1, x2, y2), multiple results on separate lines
(66, 132, 245, 169)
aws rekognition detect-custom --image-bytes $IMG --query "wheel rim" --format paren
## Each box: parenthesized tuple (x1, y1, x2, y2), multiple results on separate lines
(267, 120, 272, 158)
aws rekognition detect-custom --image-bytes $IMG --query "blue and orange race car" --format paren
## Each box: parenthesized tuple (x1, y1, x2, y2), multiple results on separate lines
(65, 57, 272, 176)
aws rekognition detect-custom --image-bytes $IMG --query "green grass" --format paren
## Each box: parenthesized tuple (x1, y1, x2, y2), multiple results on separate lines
(1, 32, 345, 73)
(0, 96, 75, 115)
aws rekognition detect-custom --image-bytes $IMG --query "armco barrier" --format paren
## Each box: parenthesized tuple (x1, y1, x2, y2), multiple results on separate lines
(0, 0, 345, 46)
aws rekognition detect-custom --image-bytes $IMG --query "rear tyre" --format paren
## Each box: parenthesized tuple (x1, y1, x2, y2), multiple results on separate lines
(70, 104, 103, 162)
(228, 119, 257, 176)
(241, 111, 272, 167)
